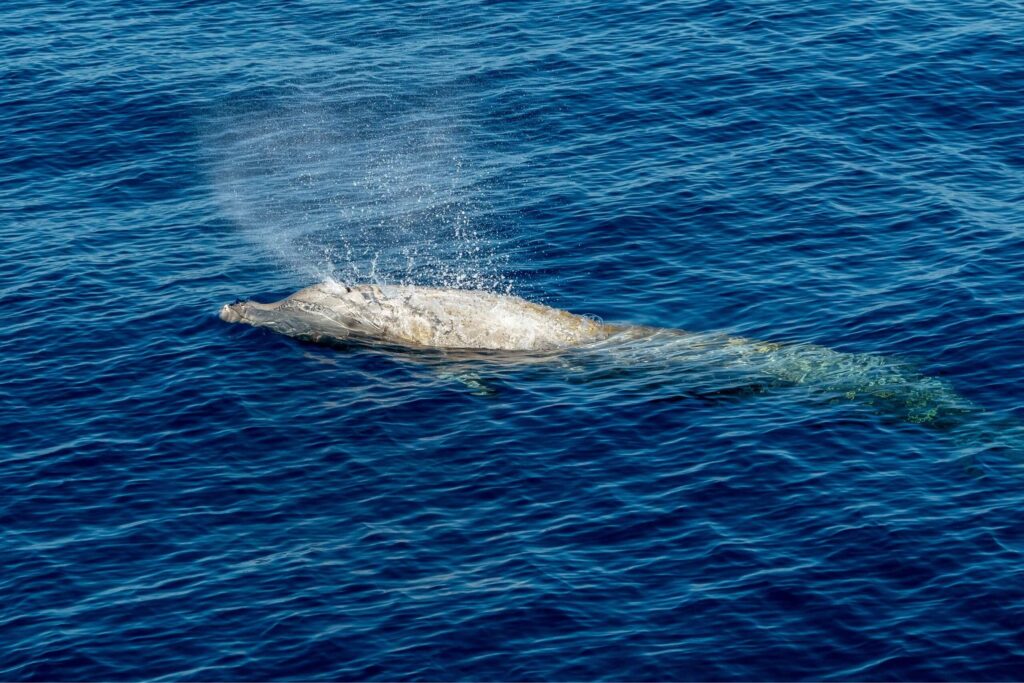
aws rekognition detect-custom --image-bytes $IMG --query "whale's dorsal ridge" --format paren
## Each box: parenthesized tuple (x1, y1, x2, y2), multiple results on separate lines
(220, 282, 613, 352)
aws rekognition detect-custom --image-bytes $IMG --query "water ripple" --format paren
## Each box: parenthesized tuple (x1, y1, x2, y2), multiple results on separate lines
(3, 0, 1024, 679)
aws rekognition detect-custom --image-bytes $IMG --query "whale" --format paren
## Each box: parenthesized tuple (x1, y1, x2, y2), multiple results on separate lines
(220, 281, 978, 425)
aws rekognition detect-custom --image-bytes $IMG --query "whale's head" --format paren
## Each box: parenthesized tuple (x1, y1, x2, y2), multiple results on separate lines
(219, 282, 388, 342)
(219, 299, 246, 323)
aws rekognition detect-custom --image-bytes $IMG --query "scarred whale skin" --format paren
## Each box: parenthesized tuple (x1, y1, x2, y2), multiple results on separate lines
(219, 281, 619, 351)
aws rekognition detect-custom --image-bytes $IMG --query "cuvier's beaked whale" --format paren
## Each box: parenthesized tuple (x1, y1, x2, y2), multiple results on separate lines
(220, 281, 979, 426)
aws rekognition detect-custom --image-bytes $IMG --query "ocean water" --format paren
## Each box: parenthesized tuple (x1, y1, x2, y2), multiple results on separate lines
(3, 0, 1024, 679)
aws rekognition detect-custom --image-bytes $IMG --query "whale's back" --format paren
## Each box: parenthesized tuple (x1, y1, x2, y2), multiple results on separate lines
(221, 283, 613, 351)
(364, 285, 611, 350)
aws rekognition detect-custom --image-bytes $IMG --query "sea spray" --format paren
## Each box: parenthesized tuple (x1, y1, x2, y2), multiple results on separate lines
(204, 89, 512, 292)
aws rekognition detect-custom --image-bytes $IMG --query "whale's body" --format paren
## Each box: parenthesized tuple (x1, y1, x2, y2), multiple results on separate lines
(220, 282, 619, 351)
(221, 281, 977, 425)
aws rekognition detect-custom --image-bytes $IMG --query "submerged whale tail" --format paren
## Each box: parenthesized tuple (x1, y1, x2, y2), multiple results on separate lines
(749, 342, 976, 425)
(585, 328, 979, 427)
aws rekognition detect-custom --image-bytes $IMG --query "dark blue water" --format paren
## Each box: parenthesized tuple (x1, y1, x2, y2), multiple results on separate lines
(3, 0, 1024, 679)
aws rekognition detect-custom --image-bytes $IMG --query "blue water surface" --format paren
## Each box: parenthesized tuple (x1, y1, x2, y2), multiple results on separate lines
(3, 0, 1024, 679)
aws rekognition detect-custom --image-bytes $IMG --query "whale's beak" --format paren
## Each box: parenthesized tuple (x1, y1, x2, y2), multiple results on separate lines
(219, 301, 244, 323)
